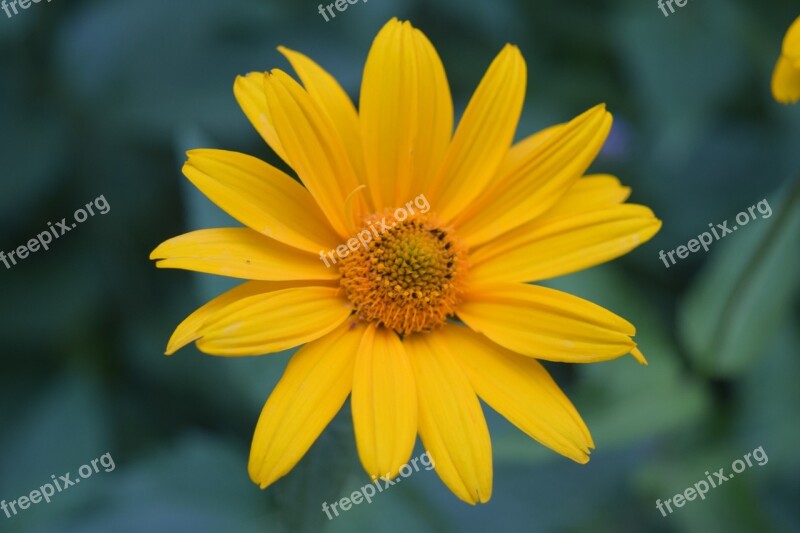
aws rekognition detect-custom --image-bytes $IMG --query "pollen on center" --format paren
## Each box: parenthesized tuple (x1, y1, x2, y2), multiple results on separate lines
(339, 212, 468, 335)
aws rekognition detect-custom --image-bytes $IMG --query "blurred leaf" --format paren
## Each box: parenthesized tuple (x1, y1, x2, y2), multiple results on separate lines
(635, 445, 775, 532)
(613, 0, 745, 162)
(0, 251, 106, 355)
(640, 122, 788, 256)
(736, 323, 800, 477)
(0, 103, 68, 225)
(679, 180, 800, 376)
(53, 0, 288, 141)
(633, 313, 793, 531)
(53, 434, 278, 533)
(575, 354, 707, 450)
(0, 371, 110, 532)
(0, 0, 42, 44)
(427, 0, 521, 42)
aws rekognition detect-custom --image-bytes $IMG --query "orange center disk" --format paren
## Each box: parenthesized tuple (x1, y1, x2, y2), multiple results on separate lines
(339, 212, 469, 335)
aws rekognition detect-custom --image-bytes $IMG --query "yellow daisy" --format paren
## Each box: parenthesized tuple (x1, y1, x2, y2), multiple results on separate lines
(772, 15, 800, 104)
(151, 18, 661, 504)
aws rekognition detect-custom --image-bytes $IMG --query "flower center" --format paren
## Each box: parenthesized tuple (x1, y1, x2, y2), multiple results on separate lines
(339, 212, 468, 335)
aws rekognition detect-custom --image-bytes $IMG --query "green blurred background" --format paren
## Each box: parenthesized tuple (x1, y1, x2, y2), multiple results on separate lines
(1, 0, 799, 531)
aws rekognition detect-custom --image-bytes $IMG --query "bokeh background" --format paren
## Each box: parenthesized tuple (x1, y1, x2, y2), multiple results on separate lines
(1, 0, 799, 531)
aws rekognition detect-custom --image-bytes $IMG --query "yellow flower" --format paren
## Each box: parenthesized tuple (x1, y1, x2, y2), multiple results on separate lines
(151, 18, 661, 504)
(772, 16, 800, 104)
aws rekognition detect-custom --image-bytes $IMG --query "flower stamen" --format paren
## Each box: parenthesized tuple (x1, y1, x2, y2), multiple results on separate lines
(339, 212, 468, 335)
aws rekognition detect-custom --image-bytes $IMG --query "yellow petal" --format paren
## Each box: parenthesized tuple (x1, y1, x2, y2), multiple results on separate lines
(493, 124, 560, 172)
(150, 228, 337, 281)
(352, 325, 417, 480)
(165, 280, 334, 355)
(249, 320, 364, 488)
(264, 69, 366, 237)
(360, 19, 453, 209)
(405, 330, 492, 504)
(782, 16, 800, 62)
(631, 346, 648, 365)
(441, 326, 593, 463)
(431, 44, 526, 223)
(233, 72, 288, 163)
(772, 55, 800, 105)
(195, 286, 351, 356)
(458, 283, 636, 363)
(278, 46, 368, 188)
(183, 149, 340, 254)
(471, 204, 661, 284)
(541, 174, 631, 219)
(455, 105, 612, 248)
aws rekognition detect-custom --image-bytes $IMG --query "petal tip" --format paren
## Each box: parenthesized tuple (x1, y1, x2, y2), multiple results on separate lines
(276, 45, 299, 61)
(631, 346, 648, 365)
(166, 329, 199, 356)
(248, 468, 274, 491)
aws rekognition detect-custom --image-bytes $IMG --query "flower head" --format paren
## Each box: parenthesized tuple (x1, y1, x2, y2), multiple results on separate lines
(151, 18, 661, 504)
(772, 15, 800, 104)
